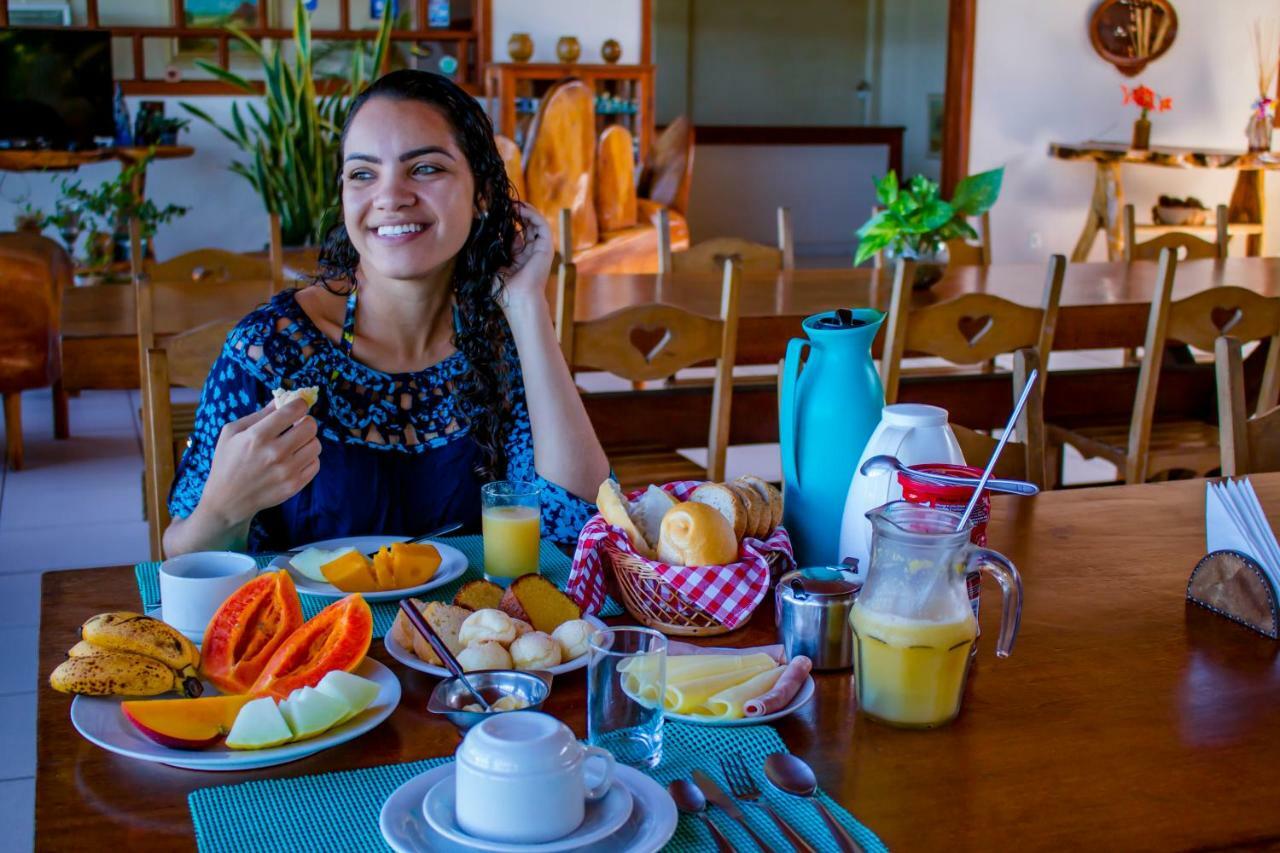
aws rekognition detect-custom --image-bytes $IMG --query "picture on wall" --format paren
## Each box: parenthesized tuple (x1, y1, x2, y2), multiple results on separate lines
(179, 0, 259, 56)
(927, 93, 944, 160)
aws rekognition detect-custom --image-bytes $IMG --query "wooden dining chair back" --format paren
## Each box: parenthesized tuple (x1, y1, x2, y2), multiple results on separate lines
(131, 214, 285, 291)
(495, 134, 527, 201)
(879, 254, 1066, 404)
(949, 348, 1046, 486)
(659, 206, 793, 274)
(556, 254, 741, 487)
(523, 78, 598, 255)
(595, 125, 638, 233)
(0, 232, 72, 469)
(1123, 203, 1229, 261)
(1216, 336, 1280, 476)
(140, 319, 236, 558)
(637, 115, 695, 215)
(945, 211, 992, 266)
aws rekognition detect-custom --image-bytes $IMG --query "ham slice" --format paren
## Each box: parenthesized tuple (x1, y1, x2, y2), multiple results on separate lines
(666, 640, 787, 665)
(744, 655, 812, 717)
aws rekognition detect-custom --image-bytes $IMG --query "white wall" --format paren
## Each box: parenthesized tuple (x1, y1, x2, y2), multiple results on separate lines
(970, 0, 1280, 263)
(490, 0, 642, 65)
(874, 0, 947, 180)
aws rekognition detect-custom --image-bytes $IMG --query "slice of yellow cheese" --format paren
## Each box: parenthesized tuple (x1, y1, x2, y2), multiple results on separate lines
(663, 658, 776, 713)
(696, 666, 785, 721)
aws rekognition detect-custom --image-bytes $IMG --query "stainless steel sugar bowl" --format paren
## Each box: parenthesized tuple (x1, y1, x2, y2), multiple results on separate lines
(775, 566, 861, 670)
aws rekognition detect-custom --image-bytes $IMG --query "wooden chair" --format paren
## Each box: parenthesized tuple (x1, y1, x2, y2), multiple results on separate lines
(523, 78, 598, 255)
(879, 254, 1066, 406)
(495, 134, 527, 201)
(946, 211, 992, 266)
(134, 214, 286, 290)
(659, 206, 794, 274)
(555, 253, 742, 489)
(140, 319, 238, 558)
(0, 232, 72, 469)
(1123, 203, 1229, 261)
(595, 125, 638, 233)
(637, 116, 695, 216)
(1216, 335, 1280, 476)
(1049, 247, 1280, 485)
(950, 347, 1046, 486)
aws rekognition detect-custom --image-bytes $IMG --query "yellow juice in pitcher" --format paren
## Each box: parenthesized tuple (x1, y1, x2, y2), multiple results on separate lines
(482, 505, 541, 584)
(850, 601, 977, 728)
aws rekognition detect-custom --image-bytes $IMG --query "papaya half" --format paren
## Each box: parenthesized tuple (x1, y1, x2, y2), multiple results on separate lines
(249, 594, 373, 701)
(200, 571, 304, 694)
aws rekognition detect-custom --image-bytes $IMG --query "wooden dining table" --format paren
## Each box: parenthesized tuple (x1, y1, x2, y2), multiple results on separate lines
(35, 473, 1280, 851)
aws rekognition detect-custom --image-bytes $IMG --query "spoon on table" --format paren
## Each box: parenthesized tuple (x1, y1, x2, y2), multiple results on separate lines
(669, 779, 738, 853)
(397, 599, 492, 712)
(764, 753, 865, 853)
(860, 455, 1039, 497)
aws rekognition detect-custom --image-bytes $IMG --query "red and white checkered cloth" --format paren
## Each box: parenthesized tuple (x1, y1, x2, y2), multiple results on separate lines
(568, 480, 795, 630)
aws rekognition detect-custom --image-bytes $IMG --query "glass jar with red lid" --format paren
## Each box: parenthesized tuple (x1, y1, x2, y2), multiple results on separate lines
(897, 462, 990, 621)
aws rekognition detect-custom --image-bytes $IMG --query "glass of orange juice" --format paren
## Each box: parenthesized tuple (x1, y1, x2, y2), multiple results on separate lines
(481, 481, 542, 586)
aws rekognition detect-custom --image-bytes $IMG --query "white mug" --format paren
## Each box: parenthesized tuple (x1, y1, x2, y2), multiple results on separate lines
(454, 711, 614, 843)
(158, 552, 257, 637)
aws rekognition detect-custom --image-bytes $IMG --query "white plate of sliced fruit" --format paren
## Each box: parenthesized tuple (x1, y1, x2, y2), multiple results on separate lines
(70, 658, 401, 771)
(270, 535, 469, 602)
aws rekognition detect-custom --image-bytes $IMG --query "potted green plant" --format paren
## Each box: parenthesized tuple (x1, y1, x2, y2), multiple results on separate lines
(854, 167, 1004, 289)
(136, 114, 191, 146)
(179, 0, 393, 247)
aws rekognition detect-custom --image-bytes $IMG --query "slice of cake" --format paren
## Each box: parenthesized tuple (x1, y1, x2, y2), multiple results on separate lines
(498, 575, 582, 634)
(453, 579, 505, 612)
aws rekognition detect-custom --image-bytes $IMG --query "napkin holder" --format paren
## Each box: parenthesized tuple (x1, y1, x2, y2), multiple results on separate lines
(1186, 549, 1279, 639)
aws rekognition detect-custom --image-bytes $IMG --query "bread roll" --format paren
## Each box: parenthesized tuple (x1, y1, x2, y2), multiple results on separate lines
(690, 483, 746, 540)
(271, 385, 318, 411)
(596, 480, 657, 558)
(727, 483, 767, 540)
(511, 618, 534, 638)
(510, 631, 563, 670)
(458, 608, 517, 647)
(632, 485, 679, 546)
(457, 640, 513, 672)
(551, 619, 597, 661)
(737, 476, 783, 536)
(658, 502, 739, 567)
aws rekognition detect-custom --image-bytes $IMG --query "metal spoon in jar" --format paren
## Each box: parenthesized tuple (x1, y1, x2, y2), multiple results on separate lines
(860, 455, 1039, 497)
(397, 599, 492, 712)
(764, 753, 865, 853)
(669, 779, 738, 853)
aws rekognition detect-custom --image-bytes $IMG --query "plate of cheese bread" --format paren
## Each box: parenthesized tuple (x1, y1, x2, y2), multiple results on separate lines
(384, 575, 605, 678)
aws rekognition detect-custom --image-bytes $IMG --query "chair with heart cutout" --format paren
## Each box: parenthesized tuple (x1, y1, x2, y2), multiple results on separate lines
(1049, 247, 1280, 485)
(554, 238, 742, 491)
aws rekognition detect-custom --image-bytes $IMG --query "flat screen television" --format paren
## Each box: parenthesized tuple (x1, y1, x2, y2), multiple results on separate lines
(0, 28, 115, 149)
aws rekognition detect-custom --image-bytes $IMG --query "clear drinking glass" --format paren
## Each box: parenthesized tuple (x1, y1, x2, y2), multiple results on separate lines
(587, 627, 667, 769)
(481, 481, 541, 587)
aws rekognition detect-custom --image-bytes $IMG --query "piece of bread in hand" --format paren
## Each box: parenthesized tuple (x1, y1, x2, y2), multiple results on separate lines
(658, 502, 739, 567)
(271, 385, 319, 411)
(690, 483, 747, 540)
(595, 479, 676, 559)
(736, 475, 783, 537)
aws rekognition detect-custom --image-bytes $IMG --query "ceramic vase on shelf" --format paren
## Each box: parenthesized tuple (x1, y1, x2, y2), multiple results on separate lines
(507, 33, 533, 62)
(1132, 117, 1151, 150)
(1247, 111, 1273, 152)
(556, 36, 580, 64)
(601, 39, 622, 63)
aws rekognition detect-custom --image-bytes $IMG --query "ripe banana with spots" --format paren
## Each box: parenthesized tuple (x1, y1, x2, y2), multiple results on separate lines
(67, 640, 101, 658)
(77, 612, 203, 697)
(49, 651, 202, 697)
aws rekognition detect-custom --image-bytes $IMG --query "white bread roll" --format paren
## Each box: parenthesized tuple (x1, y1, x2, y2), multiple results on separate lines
(271, 386, 319, 410)
(596, 480, 657, 559)
(658, 502, 739, 567)
(632, 485, 679, 546)
(457, 640, 513, 672)
(510, 631, 563, 670)
(458, 608, 517, 647)
(511, 618, 534, 639)
(551, 619, 597, 661)
(690, 483, 746, 540)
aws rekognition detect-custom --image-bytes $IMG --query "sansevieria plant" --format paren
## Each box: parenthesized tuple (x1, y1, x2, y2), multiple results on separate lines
(181, 0, 393, 246)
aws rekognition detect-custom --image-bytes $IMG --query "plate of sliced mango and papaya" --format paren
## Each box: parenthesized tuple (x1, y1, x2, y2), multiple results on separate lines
(268, 535, 469, 602)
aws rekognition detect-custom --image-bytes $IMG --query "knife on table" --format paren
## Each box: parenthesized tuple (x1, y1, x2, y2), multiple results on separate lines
(693, 770, 781, 853)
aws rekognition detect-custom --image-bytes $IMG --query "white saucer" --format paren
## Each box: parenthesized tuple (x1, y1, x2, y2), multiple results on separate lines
(663, 675, 816, 726)
(269, 535, 469, 602)
(421, 769, 633, 852)
(380, 764, 676, 853)
(384, 614, 607, 679)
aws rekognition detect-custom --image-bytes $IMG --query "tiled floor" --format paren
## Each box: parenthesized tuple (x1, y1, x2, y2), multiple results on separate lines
(0, 353, 1121, 849)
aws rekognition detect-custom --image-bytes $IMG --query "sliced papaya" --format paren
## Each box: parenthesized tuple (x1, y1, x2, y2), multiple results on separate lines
(371, 548, 397, 590)
(321, 550, 378, 593)
(249, 595, 373, 700)
(200, 571, 303, 695)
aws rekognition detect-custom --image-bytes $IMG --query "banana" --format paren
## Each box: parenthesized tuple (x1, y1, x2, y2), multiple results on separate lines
(67, 640, 103, 658)
(49, 651, 201, 697)
(80, 612, 201, 678)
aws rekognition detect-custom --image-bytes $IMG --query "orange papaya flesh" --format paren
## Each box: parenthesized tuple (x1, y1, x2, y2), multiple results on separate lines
(200, 571, 303, 694)
(249, 594, 373, 700)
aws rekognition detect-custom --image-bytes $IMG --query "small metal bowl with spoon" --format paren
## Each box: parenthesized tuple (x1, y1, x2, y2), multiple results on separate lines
(427, 669, 553, 732)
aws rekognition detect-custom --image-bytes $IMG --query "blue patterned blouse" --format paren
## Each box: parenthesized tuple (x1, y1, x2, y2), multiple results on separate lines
(168, 288, 596, 552)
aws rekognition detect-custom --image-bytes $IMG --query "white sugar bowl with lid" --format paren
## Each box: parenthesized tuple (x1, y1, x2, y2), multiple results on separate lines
(455, 710, 615, 843)
(838, 403, 964, 577)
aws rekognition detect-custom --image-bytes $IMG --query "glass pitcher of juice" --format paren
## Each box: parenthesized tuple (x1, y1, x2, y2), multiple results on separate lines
(850, 501, 1022, 728)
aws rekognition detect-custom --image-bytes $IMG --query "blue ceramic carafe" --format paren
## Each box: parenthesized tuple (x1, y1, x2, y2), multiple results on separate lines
(780, 308, 886, 566)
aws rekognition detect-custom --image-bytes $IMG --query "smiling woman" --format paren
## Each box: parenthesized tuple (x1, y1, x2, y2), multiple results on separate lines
(161, 70, 610, 556)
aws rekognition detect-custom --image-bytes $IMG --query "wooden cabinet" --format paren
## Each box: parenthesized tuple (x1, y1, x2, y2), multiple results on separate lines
(484, 63, 654, 164)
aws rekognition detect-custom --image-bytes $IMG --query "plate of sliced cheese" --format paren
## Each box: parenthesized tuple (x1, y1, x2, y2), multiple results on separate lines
(269, 535, 468, 602)
(620, 648, 815, 726)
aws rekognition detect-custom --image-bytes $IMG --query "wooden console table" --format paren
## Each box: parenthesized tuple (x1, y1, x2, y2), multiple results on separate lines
(0, 145, 194, 197)
(1048, 141, 1280, 260)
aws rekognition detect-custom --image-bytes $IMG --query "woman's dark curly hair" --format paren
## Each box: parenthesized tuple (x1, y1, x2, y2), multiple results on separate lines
(315, 69, 520, 481)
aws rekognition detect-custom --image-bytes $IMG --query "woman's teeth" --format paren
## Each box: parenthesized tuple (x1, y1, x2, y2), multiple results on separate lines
(376, 223, 425, 237)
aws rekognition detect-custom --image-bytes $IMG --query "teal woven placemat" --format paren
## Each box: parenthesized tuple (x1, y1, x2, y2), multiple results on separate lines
(188, 722, 886, 853)
(134, 535, 622, 639)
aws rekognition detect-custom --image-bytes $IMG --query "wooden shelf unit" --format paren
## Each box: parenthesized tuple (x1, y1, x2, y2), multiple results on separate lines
(484, 63, 655, 163)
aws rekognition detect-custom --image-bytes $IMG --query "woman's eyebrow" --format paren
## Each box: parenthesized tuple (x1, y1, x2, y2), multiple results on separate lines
(344, 152, 379, 163)
(399, 145, 455, 161)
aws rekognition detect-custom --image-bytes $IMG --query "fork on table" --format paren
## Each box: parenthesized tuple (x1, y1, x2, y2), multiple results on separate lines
(721, 753, 819, 853)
